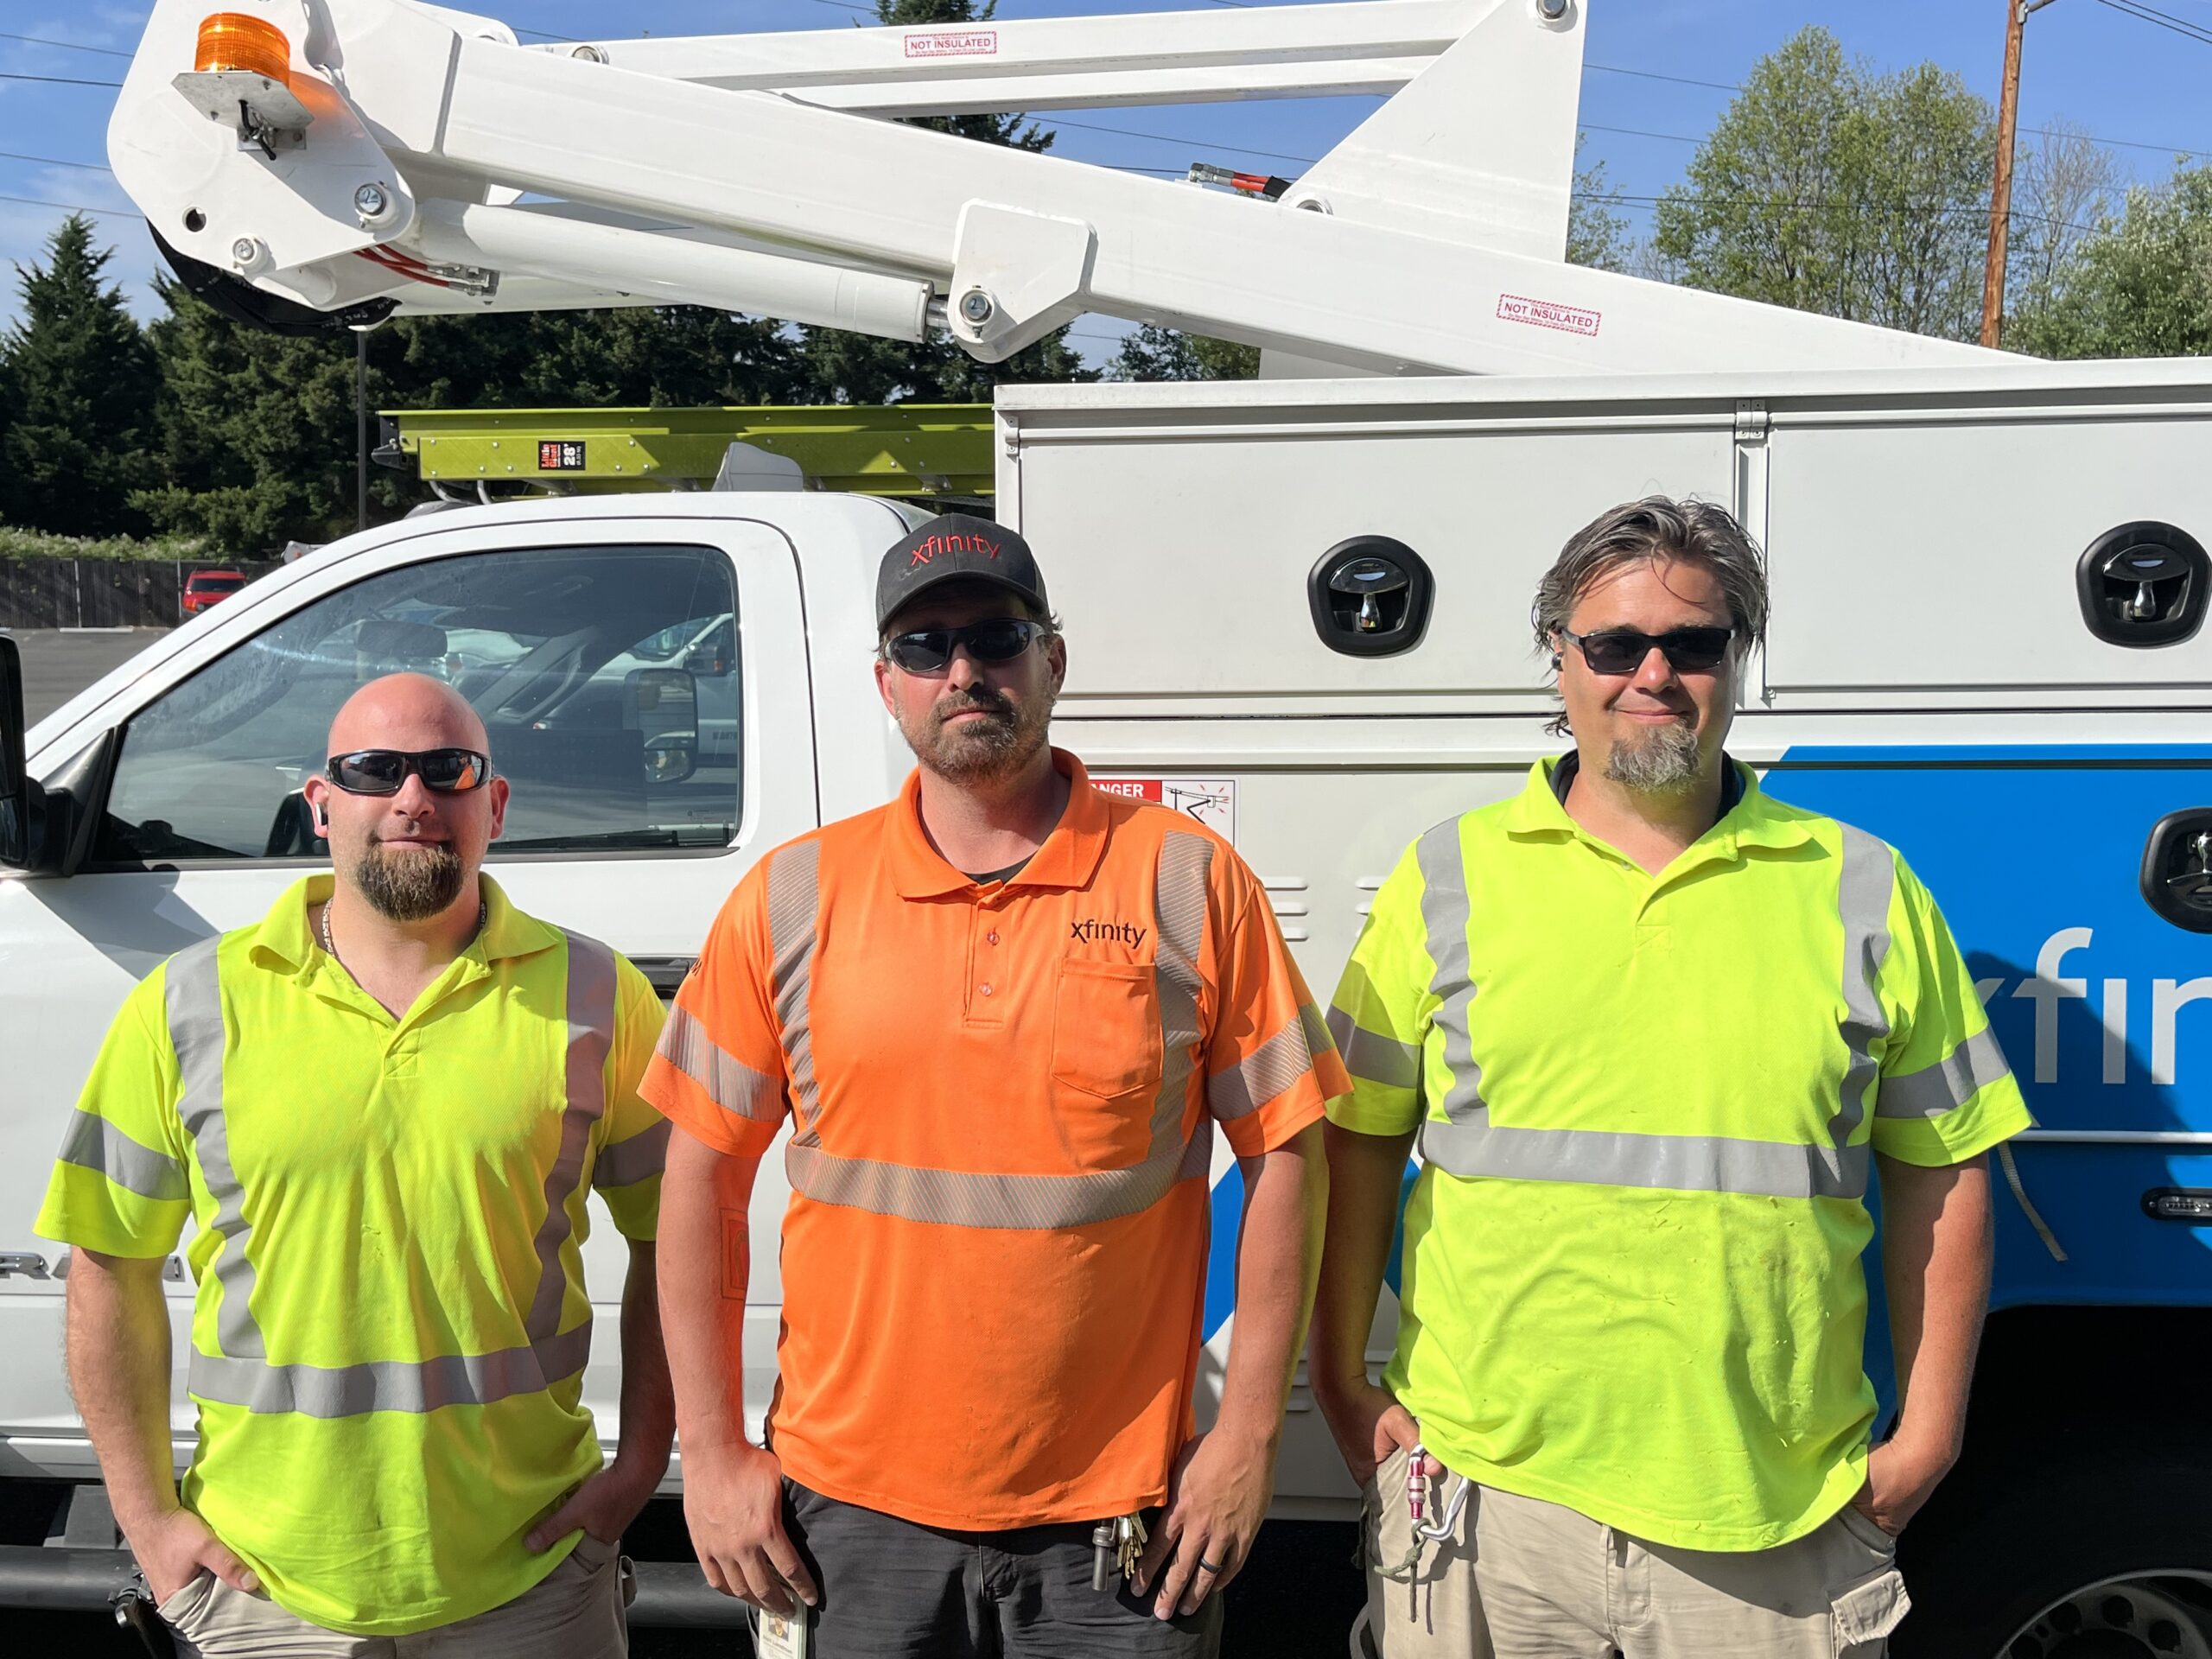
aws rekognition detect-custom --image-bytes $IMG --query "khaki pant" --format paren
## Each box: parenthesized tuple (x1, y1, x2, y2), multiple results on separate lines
(157, 1533, 628, 1658)
(1362, 1444, 1910, 1658)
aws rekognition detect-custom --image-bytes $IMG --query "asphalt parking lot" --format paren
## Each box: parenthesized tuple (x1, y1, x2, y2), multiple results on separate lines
(8, 628, 173, 727)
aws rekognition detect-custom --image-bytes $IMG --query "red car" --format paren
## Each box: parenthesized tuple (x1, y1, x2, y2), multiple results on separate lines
(181, 569, 246, 616)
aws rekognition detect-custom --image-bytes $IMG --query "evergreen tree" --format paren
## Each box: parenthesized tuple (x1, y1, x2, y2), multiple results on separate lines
(2, 215, 160, 536)
(1106, 327, 1258, 382)
(137, 291, 817, 550)
(133, 275, 364, 550)
(795, 0, 1092, 400)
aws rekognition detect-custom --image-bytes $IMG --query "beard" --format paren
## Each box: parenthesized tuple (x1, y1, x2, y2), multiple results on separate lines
(347, 838, 467, 922)
(1604, 719, 1702, 796)
(898, 683, 1054, 785)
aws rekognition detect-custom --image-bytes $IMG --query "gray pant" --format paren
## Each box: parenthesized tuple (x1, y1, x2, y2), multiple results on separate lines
(779, 1478, 1224, 1659)
(156, 1533, 627, 1658)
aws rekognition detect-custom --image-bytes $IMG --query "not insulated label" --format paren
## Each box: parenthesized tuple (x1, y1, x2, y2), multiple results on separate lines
(1496, 293, 1602, 338)
(1094, 777, 1236, 844)
(906, 29, 997, 57)
(538, 441, 588, 471)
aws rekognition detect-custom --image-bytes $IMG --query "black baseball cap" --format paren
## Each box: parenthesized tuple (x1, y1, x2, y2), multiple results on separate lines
(875, 513, 1050, 632)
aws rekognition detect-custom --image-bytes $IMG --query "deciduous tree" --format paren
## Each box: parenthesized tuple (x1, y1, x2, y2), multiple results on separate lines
(2009, 161, 2212, 359)
(1649, 28, 1994, 341)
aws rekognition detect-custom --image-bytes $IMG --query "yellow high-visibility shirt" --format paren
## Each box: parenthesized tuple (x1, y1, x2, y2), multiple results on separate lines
(1328, 757, 2031, 1551)
(36, 874, 668, 1634)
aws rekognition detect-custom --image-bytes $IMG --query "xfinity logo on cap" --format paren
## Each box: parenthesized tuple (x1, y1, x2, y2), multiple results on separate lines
(907, 531, 1002, 567)
(1071, 918, 1148, 950)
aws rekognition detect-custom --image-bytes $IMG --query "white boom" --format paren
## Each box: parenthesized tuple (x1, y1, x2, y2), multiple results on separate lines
(111, 0, 2002, 376)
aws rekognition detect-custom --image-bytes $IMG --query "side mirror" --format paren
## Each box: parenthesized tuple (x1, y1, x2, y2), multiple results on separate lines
(0, 636, 31, 868)
(632, 668, 699, 787)
(644, 734, 698, 787)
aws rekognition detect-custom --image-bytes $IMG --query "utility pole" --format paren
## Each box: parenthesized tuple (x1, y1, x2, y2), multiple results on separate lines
(1981, 0, 2059, 348)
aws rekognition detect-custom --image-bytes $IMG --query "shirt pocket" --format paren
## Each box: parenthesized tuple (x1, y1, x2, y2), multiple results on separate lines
(1050, 962, 1166, 1166)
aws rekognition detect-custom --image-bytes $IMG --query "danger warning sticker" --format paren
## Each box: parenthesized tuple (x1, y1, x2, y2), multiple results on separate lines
(1497, 293, 1603, 338)
(906, 29, 997, 58)
(1094, 777, 1237, 845)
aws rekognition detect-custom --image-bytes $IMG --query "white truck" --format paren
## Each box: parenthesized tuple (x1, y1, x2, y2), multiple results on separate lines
(2, 3, 2209, 1654)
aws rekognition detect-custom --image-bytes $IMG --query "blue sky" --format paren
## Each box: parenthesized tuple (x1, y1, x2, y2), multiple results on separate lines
(3, 0, 2208, 366)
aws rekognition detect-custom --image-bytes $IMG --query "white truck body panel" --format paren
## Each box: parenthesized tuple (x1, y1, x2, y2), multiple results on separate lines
(9, 359, 2212, 1518)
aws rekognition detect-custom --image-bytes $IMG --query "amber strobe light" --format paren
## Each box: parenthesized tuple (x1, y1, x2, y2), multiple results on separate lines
(194, 12, 292, 84)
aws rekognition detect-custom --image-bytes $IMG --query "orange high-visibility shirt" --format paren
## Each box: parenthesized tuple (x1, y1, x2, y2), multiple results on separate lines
(643, 751, 1342, 1528)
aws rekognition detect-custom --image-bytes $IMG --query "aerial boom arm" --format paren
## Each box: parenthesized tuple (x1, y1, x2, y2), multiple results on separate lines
(111, 0, 2003, 375)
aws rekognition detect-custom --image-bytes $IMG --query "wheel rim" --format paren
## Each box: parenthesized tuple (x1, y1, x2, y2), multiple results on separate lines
(2000, 1575, 2212, 1659)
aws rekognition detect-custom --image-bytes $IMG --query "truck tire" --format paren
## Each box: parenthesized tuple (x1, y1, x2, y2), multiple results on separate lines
(1896, 1444, 2212, 1658)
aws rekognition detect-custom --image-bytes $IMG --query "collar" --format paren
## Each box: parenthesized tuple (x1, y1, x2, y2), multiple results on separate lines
(248, 871, 558, 973)
(1545, 750, 1746, 817)
(887, 747, 1112, 899)
(1503, 752, 1817, 857)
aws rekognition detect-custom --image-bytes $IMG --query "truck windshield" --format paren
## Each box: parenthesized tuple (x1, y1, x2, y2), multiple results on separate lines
(94, 543, 742, 863)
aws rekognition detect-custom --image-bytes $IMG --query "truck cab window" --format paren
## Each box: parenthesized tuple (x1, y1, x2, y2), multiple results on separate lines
(93, 544, 742, 864)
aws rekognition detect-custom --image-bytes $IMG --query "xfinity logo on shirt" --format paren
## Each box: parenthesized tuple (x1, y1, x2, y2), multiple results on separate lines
(1071, 918, 1148, 950)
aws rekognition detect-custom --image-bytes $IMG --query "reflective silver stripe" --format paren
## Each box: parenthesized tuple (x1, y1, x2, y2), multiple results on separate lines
(1415, 820, 1486, 1124)
(56, 1109, 188, 1201)
(170, 928, 617, 1418)
(784, 830, 1214, 1229)
(1832, 827, 1896, 1152)
(521, 931, 616, 1353)
(1300, 1001, 1334, 1061)
(768, 842, 823, 1141)
(1418, 1120, 1869, 1201)
(189, 1322, 592, 1419)
(1415, 824, 1894, 1205)
(657, 1003, 781, 1122)
(1207, 1010, 1317, 1122)
(168, 938, 261, 1361)
(1326, 1006, 1420, 1092)
(1878, 1027, 2012, 1120)
(594, 1120, 672, 1189)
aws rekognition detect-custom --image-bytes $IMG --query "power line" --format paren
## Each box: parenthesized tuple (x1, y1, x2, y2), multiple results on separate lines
(0, 70, 124, 87)
(1048, 117, 1316, 166)
(0, 31, 130, 58)
(1585, 61, 1738, 93)
(2095, 0, 2212, 47)
(0, 151, 115, 174)
(0, 193, 143, 220)
(1582, 121, 1700, 147)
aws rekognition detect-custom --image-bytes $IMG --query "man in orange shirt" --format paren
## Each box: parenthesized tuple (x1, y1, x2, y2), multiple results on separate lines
(645, 514, 1339, 1656)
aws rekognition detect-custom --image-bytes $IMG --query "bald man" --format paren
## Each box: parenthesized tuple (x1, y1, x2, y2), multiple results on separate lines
(37, 674, 676, 1656)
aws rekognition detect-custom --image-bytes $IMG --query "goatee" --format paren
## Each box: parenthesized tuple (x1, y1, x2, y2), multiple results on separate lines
(1605, 721, 1701, 796)
(349, 840, 467, 922)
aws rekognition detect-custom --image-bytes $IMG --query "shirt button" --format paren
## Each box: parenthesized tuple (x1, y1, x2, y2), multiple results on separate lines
(980, 983, 995, 997)
(987, 931, 1000, 945)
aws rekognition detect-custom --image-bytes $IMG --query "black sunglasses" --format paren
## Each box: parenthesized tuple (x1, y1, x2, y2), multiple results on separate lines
(325, 747, 492, 795)
(882, 617, 1048, 675)
(1557, 626, 1737, 676)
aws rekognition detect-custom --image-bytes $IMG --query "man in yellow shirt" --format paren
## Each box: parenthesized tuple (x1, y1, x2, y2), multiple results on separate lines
(1313, 499, 2030, 1657)
(38, 674, 673, 1655)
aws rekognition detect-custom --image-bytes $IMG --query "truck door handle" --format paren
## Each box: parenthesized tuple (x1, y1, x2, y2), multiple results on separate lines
(0, 1252, 49, 1278)
(2141, 810, 2212, 932)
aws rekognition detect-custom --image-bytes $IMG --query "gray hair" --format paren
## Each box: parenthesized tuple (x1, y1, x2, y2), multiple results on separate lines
(1530, 497, 1769, 736)
(1532, 496, 1769, 652)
